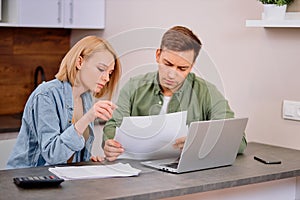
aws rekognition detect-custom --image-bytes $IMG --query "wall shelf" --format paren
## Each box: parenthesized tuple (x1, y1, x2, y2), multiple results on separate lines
(246, 12, 300, 28)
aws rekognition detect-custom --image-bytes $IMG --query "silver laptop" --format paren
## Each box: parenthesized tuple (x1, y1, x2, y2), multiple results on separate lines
(141, 117, 248, 173)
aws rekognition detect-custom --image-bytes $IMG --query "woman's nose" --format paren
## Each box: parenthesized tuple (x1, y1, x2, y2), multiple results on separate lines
(101, 71, 110, 82)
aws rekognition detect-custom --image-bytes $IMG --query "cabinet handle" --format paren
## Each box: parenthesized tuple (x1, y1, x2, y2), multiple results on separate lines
(69, 0, 74, 24)
(57, 0, 62, 24)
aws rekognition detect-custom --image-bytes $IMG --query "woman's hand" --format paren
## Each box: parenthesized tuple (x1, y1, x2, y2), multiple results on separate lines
(89, 100, 117, 121)
(75, 100, 116, 135)
(90, 155, 105, 162)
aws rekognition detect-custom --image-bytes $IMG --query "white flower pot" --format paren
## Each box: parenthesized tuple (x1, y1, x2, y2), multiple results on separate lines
(263, 4, 287, 20)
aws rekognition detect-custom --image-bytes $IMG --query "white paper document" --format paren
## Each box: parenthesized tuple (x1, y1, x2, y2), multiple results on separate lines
(48, 163, 141, 180)
(114, 111, 188, 160)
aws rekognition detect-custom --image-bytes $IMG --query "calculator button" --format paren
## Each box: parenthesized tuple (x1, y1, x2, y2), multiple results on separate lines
(13, 175, 64, 188)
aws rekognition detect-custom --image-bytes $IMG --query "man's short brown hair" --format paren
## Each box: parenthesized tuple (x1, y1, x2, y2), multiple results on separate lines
(160, 26, 202, 62)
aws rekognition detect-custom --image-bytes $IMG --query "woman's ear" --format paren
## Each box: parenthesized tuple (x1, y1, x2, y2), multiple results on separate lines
(76, 56, 84, 70)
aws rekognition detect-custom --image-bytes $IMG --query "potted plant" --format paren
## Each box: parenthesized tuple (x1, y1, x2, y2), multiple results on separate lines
(258, 0, 294, 20)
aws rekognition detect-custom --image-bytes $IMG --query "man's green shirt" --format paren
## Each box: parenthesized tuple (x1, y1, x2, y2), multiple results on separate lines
(103, 72, 247, 153)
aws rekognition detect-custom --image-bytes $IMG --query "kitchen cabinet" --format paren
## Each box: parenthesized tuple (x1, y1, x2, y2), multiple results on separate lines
(18, 0, 64, 28)
(0, 0, 2, 21)
(0, 0, 105, 29)
(63, 0, 105, 29)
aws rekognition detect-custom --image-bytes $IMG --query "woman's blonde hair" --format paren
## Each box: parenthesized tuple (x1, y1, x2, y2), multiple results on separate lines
(55, 36, 121, 99)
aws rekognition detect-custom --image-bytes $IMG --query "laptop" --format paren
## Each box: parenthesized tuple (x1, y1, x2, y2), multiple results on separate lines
(141, 117, 248, 173)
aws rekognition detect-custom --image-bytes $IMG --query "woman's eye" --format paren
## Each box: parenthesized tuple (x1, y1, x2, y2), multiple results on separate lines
(97, 67, 105, 72)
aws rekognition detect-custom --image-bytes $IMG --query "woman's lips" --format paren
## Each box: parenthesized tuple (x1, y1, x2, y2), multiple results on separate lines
(97, 83, 104, 88)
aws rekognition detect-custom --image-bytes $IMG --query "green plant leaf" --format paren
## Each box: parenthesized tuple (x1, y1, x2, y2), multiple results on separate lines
(257, 0, 294, 5)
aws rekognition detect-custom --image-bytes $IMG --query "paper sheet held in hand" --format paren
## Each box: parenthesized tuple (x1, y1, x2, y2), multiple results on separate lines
(114, 111, 188, 160)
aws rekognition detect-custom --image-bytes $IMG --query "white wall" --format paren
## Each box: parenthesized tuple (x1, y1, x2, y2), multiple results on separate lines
(72, 0, 300, 151)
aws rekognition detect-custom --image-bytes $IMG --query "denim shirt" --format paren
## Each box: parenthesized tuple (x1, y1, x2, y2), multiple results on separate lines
(7, 79, 94, 169)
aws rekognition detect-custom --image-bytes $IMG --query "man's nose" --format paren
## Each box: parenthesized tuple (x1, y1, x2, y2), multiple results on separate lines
(167, 68, 177, 78)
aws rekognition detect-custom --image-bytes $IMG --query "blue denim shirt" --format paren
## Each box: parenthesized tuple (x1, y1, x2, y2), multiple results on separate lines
(6, 79, 94, 169)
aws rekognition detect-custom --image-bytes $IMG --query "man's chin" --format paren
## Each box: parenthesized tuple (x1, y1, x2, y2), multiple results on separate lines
(162, 84, 177, 92)
(162, 84, 173, 89)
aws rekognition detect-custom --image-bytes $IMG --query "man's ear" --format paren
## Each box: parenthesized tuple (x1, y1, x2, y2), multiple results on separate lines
(155, 49, 161, 63)
(76, 56, 84, 70)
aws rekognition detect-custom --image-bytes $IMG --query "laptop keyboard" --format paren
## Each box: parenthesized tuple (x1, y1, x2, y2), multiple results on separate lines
(164, 162, 178, 169)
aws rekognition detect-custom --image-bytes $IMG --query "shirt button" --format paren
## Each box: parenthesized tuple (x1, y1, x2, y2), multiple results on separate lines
(158, 101, 162, 105)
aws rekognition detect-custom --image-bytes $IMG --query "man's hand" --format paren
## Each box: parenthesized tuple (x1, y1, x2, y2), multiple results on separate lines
(103, 139, 124, 161)
(173, 136, 186, 150)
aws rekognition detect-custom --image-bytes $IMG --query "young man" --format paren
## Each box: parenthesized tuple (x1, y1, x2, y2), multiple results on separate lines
(102, 26, 247, 161)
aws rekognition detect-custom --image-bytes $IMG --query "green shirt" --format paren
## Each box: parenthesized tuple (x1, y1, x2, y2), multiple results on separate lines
(103, 72, 247, 153)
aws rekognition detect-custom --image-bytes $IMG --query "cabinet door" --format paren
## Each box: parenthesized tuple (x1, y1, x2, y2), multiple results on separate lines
(18, 0, 63, 28)
(64, 0, 105, 29)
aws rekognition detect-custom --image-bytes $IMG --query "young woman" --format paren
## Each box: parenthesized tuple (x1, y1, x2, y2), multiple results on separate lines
(7, 36, 121, 169)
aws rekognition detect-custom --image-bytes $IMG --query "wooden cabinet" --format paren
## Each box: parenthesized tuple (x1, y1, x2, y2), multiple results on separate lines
(0, 0, 105, 29)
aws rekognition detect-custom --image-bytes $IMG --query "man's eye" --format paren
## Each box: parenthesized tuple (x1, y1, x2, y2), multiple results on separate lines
(179, 68, 187, 71)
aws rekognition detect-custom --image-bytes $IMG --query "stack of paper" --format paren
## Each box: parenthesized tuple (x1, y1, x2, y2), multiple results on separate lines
(49, 163, 141, 180)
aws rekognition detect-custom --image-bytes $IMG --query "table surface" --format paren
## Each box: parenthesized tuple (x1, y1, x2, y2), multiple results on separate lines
(1, 142, 300, 200)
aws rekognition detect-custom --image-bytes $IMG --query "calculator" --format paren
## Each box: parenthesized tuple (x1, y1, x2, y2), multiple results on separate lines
(13, 175, 64, 188)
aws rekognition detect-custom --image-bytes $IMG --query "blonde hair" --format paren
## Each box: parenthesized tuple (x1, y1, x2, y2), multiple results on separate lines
(55, 36, 121, 99)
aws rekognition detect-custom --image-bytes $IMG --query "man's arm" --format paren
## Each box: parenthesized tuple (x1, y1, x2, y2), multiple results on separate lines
(206, 84, 247, 154)
(102, 80, 133, 148)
